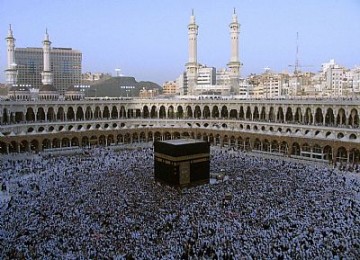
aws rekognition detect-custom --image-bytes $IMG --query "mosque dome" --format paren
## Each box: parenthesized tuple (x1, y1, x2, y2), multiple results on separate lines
(39, 84, 59, 101)
(65, 85, 84, 100)
(8, 85, 31, 101)
(39, 84, 57, 92)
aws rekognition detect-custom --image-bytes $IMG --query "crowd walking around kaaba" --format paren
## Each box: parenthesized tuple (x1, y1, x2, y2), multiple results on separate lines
(0, 143, 359, 259)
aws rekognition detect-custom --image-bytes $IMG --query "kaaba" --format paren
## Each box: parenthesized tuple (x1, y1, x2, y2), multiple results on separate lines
(154, 139, 210, 188)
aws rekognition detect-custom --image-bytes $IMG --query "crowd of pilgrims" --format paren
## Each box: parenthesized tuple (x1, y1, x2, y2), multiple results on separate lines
(0, 143, 359, 259)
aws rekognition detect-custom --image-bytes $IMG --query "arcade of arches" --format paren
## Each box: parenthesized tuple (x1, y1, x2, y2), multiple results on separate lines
(1, 99, 359, 166)
(1, 104, 359, 128)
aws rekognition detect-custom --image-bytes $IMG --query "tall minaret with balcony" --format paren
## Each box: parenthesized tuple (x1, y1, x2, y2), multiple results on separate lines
(227, 9, 241, 94)
(5, 24, 17, 86)
(186, 10, 199, 95)
(41, 29, 53, 85)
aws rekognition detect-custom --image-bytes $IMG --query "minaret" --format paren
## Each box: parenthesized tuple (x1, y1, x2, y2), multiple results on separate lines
(227, 8, 241, 94)
(41, 29, 53, 85)
(5, 24, 17, 86)
(186, 10, 199, 95)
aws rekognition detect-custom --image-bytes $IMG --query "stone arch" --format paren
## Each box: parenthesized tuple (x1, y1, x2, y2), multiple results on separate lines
(230, 136, 236, 147)
(301, 143, 311, 157)
(164, 131, 171, 140)
(82, 136, 89, 147)
(139, 132, 146, 142)
(349, 148, 360, 165)
(285, 107, 293, 122)
(336, 108, 346, 126)
(294, 107, 302, 123)
(223, 135, 229, 146)
(2, 108, 9, 124)
(237, 136, 244, 149)
(120, 106, 127, 118)
(291, 142, 300, 156)
(314, 107, 323, 124)
(19, 140, 28, 153)
(148, 132, 153, 141)
(271, 140, 279, 153)
(229, 109, 238, 119)
(52, 138, 60, 148)
(277, 107, 284, 122)
(99, 135, 106, 145)
(76, 107, 84, 120)
(42, 138, 51, 150)
(85, 106, 93, 120)
(47, 107, 56, 121)
(323, 145, 333, 162)
(133, 132, 139, 142)
(263, 139, 270, 152)
(280, 141, 288, 154)
(186, 106, 193, 118)
(173, 132, 181, 139)
(103, 106, 110, 119)
(253, 106, 259, 120)
(312, 144, 322, 159)
(67, 107, 75, 121)
(254, 138, 261, 150)
(37, 107, 46, 121)
(325, 108, 335, 126)
(26, 107, 35, 122)
(116, 134, 123, 143)
(142, 105, 149, 118)
(94, 106, 101, 119)
(336, 147, 347, 163)
(71, 137, 79, 147)
(168, 105, 175, 119)
(268, 107, 275, 122)
(9, 141, 17, 153)
(159, 106, 166, 119)
(349, 108, 359, 127)
(260, 107, 266, 121)
(150, 105, 157, 118)
(304, 107, 312, 124)
(238, 106, 244, 120)
(212, 106, 219, 118)
(30, 139, 39, 152)
(111, 106, 118, 119)
(245, 106, 251, 120)
(202, 106, 210, 119)
(220, 106, 228, 118)
(154, 131, 162, 141)
(177, 105, 184, 119)
(62, 138, 70, 147)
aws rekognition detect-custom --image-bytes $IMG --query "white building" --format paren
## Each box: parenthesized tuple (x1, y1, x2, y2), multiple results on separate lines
(322, 59, 346, 97)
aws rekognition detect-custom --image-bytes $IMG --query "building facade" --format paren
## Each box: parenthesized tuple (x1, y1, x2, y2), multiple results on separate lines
(0, 98, 359, 167)
(4, 26, 82, 94)
(14, 47, 82, 94)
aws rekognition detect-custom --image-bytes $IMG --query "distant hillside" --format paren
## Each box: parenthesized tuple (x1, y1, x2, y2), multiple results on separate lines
(87, 77, 161, 97)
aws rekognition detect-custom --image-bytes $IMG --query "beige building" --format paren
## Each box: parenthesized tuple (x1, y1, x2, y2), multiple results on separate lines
(162, 81, 178, 95)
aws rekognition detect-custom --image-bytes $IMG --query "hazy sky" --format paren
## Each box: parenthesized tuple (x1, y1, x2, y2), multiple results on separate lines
(1, 0, 359, 85)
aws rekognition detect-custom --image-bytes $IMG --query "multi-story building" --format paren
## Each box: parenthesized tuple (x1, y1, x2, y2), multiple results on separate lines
(321, 59, 346, 97)
(197, 66, 216, 85)
(4, 26, 82, 94)
(162, 81, 178, 95)
(351, 67, 360, 95)
(14, 47, 82, 94)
